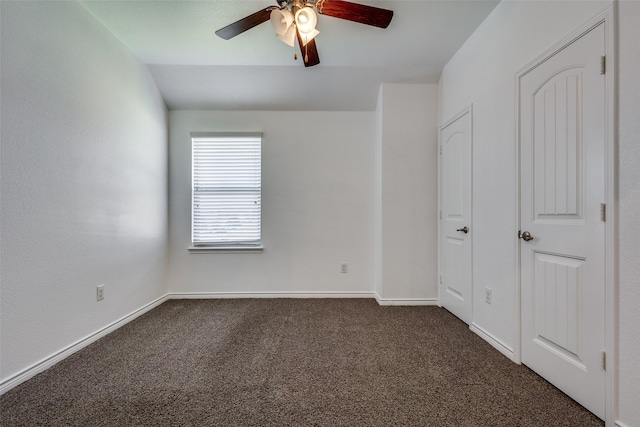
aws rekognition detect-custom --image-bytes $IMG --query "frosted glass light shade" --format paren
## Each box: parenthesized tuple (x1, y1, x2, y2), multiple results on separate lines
(276, 25, 296, 47)
(295, 7, 317, 34)
(270, 9, 294, 35)
(299, 28, 319, 46)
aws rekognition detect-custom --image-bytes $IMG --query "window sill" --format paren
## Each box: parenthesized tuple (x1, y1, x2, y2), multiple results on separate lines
(188, 246, 264, 254)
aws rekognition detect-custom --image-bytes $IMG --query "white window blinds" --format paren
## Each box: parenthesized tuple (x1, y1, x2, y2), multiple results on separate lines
(191, 134, 261, 246)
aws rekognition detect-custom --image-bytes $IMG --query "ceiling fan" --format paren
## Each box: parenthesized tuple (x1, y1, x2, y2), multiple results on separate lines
(215, 0, 393, 67)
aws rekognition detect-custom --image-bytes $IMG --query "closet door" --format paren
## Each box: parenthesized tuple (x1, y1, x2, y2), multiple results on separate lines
(440, 107, 472, 324)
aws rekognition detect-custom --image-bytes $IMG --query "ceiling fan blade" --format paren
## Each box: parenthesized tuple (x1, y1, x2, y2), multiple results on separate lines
(296, 30, 320, 67)
(215, 8, 273, 40)
(317, 0, 393, 28)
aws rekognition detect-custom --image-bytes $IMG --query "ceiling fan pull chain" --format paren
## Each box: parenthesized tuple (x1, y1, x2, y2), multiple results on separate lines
(293, 28, 298, 60)
(304, 34, 309, 63)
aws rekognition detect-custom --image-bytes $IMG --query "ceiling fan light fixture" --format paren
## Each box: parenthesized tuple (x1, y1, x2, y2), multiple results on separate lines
(295, 7, 317, 34)
(270, 9, 294, 35)
(215, 0, 394, 68)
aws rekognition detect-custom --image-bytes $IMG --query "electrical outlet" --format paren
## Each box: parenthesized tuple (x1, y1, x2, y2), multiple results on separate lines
(485, 288, 492, 305)
(97, 284, 104, 301)
(340, 263, 348, 274)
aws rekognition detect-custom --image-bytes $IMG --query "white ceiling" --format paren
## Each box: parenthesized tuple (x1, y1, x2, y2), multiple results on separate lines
(80, 0, 500, 111)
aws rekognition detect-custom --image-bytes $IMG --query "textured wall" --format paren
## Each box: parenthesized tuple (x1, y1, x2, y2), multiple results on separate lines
(168, 110, 375, 295)
(617, 2, 640, 425)
(0, 1, 168, 382)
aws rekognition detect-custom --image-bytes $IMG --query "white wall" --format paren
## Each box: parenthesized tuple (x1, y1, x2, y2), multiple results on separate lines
(375, 84, 439, 302)
(617, 1, 640, 425)
(439, 1, 640, 425)
(0, 1, 168, 385)
(374, 90, 384, 298)
(168, 110, 375, 295)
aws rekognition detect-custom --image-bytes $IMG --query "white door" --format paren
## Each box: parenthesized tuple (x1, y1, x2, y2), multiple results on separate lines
(440, 108, 472, 324)
(520, 23, 605, 419)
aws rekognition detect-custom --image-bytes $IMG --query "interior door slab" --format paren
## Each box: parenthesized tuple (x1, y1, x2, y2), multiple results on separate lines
(519, 23, 606, 419)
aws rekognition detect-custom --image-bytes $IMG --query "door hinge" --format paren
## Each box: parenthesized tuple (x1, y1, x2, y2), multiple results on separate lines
(439, 145, 442, 155)
(439, 210, 442, 220)
(600, 203, 606, 222)
(600, 55, 606, 75)
(601, 351, 606, 370)
(439, 274, 443, 285)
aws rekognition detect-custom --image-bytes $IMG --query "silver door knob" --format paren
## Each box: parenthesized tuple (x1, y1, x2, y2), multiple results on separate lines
(519, 230, 534, 241)
(456, 226, 469, 234)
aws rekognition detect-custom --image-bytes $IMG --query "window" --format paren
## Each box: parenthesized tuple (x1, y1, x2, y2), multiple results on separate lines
(191, 133, 262, 250)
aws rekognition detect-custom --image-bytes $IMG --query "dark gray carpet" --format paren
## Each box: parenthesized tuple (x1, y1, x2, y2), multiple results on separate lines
(1, 299, 603, 426)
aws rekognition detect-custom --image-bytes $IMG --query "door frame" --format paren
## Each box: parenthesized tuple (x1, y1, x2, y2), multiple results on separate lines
(438, 104, 474, 321)
(514, 7, 617, 425)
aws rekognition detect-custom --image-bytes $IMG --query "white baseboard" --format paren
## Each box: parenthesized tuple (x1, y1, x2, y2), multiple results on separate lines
(616, 421, 631, 427)
(0, 291, 438, 395)
(375, 293, 439, 306)
(0, 294, 169, 395)
(470, 322, 516, 361)
(169, 291, 376, 299)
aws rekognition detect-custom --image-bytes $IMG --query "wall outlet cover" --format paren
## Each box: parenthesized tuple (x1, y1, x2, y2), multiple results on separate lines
(485, 288, 492, 305)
